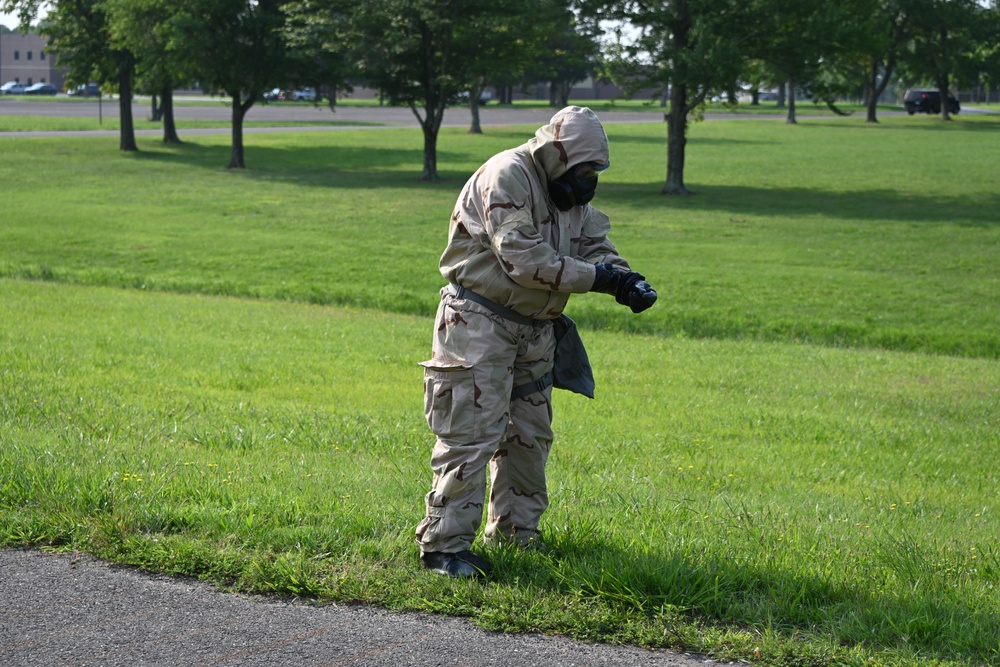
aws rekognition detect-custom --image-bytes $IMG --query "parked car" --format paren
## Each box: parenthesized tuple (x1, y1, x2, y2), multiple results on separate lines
(903, 88, 960, 115)
(454, 90, 492, 105)
(67, 83, 101, 97)
(263, 87, 283, 101)
(291, 87, 316, 102)
(1, 81, 27, 95)
(24, 83, 58, 96)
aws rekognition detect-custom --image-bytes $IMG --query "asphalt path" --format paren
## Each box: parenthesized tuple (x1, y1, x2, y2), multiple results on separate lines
(1, 97, 994, 139)
(0, 97, 674, 138)
(0, 549, 715, 667)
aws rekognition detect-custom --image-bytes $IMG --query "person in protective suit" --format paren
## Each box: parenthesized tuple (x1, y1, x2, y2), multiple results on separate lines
(416, 106, 657, 579)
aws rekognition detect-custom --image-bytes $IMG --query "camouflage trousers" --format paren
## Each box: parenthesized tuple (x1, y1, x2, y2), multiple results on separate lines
(415, 288, 556, 553)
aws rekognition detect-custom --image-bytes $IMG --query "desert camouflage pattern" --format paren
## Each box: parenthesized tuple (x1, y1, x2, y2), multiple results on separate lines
(440, 106, 631, 321)
(416, 107, 631, 554)
(416, 291, 556, 552)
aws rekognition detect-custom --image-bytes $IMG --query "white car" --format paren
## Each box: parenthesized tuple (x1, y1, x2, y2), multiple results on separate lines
(291, 88, 316, 102)
(1, 81, 27, 95)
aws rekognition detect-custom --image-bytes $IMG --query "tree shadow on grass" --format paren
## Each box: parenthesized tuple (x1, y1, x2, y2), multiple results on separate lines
(809, 116, 1000, 132)
(501, 538, 997, 664)
(129, 131, 999, 226)
(606, 129, 767, 146)
(602, 182, 1000, 227)
(131, 139, 480, 189)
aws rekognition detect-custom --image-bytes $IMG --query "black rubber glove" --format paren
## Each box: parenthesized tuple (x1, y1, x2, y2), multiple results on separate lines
(590, 262, 621, 295)
(590, 263, 658, 313)
(617, 273, 657, 313)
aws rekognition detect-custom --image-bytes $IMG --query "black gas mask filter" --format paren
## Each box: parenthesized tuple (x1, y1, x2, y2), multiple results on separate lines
(548, 161, 609, 211)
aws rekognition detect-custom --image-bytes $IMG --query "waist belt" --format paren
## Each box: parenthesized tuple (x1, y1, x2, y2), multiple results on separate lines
(448, 283, 537, 326)
(446, 283, 552, 399)
(511, 371, 553, 399)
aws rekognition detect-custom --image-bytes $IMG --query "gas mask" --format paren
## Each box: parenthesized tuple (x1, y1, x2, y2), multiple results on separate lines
(548, 161, 608, 211)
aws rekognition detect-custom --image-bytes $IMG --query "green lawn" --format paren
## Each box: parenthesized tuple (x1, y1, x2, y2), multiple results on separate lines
(1, 113, 998, 667)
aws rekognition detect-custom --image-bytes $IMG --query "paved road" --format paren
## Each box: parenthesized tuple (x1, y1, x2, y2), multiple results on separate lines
(2, 96, 993, 135)
(0, 98, 672, 137)
(0, 549, 715, 667)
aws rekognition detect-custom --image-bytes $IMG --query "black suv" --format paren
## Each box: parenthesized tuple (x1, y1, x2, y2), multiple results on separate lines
(903, 89, 960, 115)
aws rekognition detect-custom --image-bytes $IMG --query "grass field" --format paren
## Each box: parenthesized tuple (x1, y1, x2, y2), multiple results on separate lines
(1, 110, 999, 666)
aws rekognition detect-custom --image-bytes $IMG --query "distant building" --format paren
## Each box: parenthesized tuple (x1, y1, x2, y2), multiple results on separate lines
(0, 32, 67, 90)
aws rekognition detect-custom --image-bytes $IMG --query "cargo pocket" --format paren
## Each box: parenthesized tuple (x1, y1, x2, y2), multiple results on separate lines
(419, 359, 477, 441)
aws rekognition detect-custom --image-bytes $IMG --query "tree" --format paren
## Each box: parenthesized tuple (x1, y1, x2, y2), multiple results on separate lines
(171, 0, 295, 168)
(901, 0, 981, 120)
(526, 3, 601, 108)
(4, 0, 139, 151)
(591, 0, 753, 194)
(50, 0, 139, 150)
(281, 0, 355, 105)
(104, 0, 187, 144)
(977, 2, 1000, 102)
(348, 0, 509, 181)
(852, 0, 914, 123)
(455, 0, 600, 134)
(458, 0, 540, 133)
(0, 0, 39, 29)
(747, 0, 866, 124)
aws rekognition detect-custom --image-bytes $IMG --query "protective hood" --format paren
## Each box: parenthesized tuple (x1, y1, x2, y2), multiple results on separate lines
(527, 106, 610, 182)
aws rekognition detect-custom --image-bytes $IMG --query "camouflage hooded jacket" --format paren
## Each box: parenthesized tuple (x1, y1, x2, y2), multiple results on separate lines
(439, 106, 631, 320)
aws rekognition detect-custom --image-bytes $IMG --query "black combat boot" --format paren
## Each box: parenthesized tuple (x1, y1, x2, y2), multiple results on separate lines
(420, 550, 492, 579)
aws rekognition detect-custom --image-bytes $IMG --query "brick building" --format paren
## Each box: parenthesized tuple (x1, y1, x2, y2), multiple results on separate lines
(0, 32, 66, 90)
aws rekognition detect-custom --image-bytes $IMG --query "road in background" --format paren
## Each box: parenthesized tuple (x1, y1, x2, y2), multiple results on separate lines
(0, 98, 669, 130)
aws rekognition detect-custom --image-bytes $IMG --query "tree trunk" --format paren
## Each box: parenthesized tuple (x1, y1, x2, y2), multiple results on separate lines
(412, 101, 445, 181)
(786, 78, 797, 124)
(118, 54, 138, 152)
(161, 84, 181, 144)
(468, 99, 482, 134)
(662, 0, 692, 195)
(150, 94, 162, 122)
(776, 82, 785, 108)
(422, 122, 439, 181)
(663, 83, 690, 196)
(468, 83, 483, 134)
(865, 58, 879, 123)
(938, 79, 952, 121)
(228, 94, 249, 169)
(937, 24, 952, 121)
(558, 81, 571, 108)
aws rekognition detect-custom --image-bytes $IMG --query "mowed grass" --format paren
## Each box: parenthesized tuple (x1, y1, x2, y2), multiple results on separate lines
(1, 113, 999, 666)
(2, 114, 998, 357)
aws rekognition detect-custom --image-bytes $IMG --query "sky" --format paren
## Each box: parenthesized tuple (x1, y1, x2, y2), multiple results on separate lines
(2, 13, 24, 30)
(1, 6, 48, 30)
